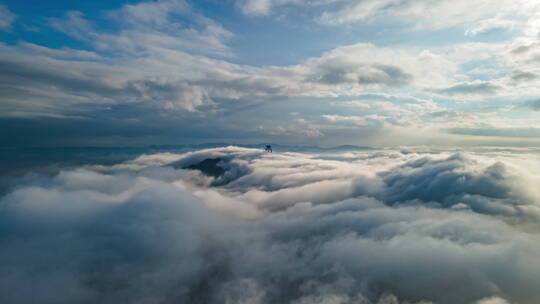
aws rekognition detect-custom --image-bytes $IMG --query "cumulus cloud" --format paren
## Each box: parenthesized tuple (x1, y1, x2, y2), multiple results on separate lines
(312, 63, 411, 86)
(4, 0, 536, 146)
(510, 70, 538, 83)
(0, 34, 454, 124)
(431, 81, 502, 96)
(4, 0, 540, 147)
(8, 0, 504, 125)
(1, 0, 240, 113)
(2, 147, 540, 303)
(304, 43, 457, 89)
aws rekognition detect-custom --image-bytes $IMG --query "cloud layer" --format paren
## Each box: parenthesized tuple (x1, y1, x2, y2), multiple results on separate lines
(1, 147, 540, 304)
(3, 0, 540, 146)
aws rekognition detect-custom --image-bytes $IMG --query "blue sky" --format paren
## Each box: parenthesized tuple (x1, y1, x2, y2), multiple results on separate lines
(1, 0, 540, 147)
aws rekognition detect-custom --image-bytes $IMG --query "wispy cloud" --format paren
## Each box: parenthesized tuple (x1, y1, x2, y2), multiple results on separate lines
(0, 5, 16, 31)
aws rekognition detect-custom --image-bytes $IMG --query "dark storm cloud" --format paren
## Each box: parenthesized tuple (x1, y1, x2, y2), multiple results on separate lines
(1, 147, 537, 304)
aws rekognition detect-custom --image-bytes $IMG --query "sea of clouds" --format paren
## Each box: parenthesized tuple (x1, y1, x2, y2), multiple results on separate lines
(1, 146, 540, 304)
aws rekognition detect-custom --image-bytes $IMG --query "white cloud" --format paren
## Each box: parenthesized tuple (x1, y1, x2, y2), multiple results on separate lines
(238, 0, 274, 15)
(465, 18, 516, 36)
(50, 1, 233, 57)
(1, 147, 540, 303)
(0, 5, 16, 31)
(475, 297, 512, 304)
(4, 31, 540, 145)
(237, 0, 337, 16)
(431, 81, 502, 96)
(4, 0, 540, 147)
(317, 0, 535, 33)
(0, 37, 458, 117)
(303, 43, 458, 89)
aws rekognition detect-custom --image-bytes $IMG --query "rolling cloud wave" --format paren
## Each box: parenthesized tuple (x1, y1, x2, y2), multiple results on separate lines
(1, 147, 539, 304)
